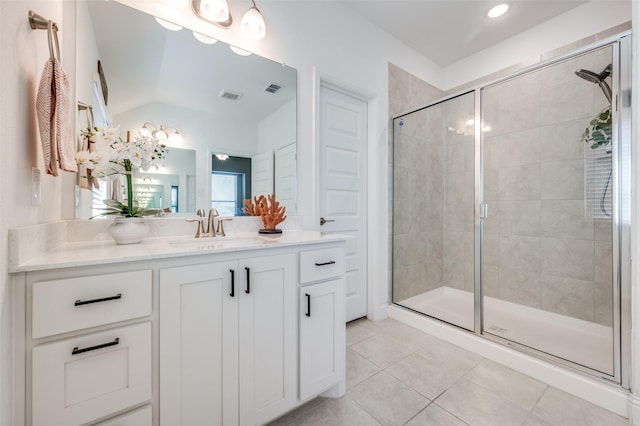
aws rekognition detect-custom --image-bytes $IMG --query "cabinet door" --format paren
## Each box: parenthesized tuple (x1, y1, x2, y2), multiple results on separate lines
(239, 254, 296, 426)
(32, 322, 151, 426)
(160, 261, 238, 426)
(299, 279, 345, 400)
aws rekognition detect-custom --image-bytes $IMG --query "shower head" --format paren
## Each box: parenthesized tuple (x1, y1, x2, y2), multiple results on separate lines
(575, 69, 601, 84)
(574, 64, 612, 104)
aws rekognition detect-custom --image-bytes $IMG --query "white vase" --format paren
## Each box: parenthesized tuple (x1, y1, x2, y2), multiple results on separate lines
(108, 217, 149, 245)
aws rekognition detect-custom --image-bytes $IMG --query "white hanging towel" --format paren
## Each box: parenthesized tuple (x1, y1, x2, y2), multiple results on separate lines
(36, 57, 77, 176)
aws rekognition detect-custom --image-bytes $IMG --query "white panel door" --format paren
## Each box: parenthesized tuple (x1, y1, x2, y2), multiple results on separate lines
(252, 151, 274, 198)
(159, 261, 239, 426)
(319, 85, 368, 321)
(276, 143, 297, 214)
(239, 254, 296, 426)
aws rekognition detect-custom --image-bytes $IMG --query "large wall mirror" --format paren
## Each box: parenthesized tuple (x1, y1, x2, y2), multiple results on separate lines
(75, 0, 297, 218)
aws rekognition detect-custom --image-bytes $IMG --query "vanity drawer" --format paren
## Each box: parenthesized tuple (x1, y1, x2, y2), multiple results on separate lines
(32, 322, 152, 426)
(299, 246, 344, 284)
(94, 405, 152, 426)
(32, 270, 152, 339)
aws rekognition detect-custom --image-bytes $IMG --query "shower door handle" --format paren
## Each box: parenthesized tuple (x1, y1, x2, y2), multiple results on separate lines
(480, 204, 489, 219)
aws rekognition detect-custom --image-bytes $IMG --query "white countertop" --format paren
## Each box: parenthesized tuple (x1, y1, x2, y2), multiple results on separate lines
(10, 231, 349, 273)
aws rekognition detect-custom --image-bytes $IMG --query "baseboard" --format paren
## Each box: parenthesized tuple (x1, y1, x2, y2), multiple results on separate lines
(388, 305, 631, 419)
(630, 393, 640, 425)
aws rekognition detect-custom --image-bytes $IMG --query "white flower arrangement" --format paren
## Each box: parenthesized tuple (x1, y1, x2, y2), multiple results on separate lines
(76, 126, 168, 217)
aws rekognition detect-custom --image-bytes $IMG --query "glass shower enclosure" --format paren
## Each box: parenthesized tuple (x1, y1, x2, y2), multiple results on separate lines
(391, 36, 631, 384)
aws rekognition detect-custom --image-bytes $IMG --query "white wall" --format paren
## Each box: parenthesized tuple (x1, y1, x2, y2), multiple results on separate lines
(443, 0, 632, 90)
(0, 2, 75, 424)
(257, 98, 296, 154)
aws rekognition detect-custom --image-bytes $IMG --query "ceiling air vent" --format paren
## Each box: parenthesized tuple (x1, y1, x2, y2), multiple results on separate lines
(264, 83, 282, 94)
(219, 90, 242, 101)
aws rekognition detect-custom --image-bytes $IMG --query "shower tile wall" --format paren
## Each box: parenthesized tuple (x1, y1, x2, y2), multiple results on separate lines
(442, 94, 475, 294)
(482, 46, 614, 326)
(389, 63, 443, 302)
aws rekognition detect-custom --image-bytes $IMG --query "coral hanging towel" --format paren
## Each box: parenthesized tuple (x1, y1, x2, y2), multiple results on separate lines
(36, 58, 77, 176)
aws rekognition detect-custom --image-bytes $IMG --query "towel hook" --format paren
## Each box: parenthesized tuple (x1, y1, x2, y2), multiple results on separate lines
(28, 10, 60, 61)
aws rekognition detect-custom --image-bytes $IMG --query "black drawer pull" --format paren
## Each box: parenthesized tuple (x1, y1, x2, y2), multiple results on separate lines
(314, 260, 336, 267)
(305, 293, 311, 317)
(74, 293, 122, 306)
(230, 269, 235, 297)
(245, 267, 251, 294)
(72, 338, 120, 355)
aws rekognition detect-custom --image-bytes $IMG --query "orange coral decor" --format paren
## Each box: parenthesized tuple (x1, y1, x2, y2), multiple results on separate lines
(242, 194, 287, 234)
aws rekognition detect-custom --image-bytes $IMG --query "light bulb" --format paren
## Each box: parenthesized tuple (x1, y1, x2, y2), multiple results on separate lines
(229, 45, 251, 56)
(487, 4, 509, 18)
(155, 127, 169, 140)
(140, 124, 152, 138)
(169, 131, 183, 145)
(241, 7, 266, 40)
(192, 31, 218, 44)
(154, 17, 183, 31)
(202, 0, 230, 23)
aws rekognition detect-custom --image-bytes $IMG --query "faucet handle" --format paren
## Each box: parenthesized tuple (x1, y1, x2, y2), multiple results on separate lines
(186, 218, 205, 238)
(196, 208, 205, 217)
(216, 218, 233, 237)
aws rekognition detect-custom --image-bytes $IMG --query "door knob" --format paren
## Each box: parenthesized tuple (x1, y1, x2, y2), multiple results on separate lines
(320, 217, 335, 226)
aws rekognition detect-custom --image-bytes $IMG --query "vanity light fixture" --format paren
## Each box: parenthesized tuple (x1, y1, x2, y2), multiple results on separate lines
(487, 3, 510, 18)
(215, 153, 230, 161)
(191, 0, 232, 27)
(140, 123, 183, 144)
(189, 0, 266, 40)
(240, 0, 266, 40)
(155, 17, 183, 31)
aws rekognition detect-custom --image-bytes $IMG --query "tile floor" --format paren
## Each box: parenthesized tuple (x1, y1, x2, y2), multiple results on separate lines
(269, 318, 632, 426)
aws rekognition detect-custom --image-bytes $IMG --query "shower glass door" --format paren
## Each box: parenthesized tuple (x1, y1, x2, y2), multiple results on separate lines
(480, 44, 616, 375)
(392, 92, 476, 331)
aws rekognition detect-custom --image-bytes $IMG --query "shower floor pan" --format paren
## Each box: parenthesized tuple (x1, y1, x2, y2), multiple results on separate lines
(397, 286, 613, 375)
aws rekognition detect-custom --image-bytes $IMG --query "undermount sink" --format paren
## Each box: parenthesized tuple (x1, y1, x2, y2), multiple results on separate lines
(168, 235, 277, 250)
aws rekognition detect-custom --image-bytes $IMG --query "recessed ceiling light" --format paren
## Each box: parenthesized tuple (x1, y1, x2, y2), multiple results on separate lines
(487, 3, 509, 18)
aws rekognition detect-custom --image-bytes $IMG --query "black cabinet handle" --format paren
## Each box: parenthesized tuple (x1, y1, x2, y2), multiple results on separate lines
(245, 267, 251, 294)
(314, 260, 336, 267)
(72, 337, 120, 355)
(74, 293, 122, 306)
(305, 293, 311, 317)
(230, 269, 235, 297)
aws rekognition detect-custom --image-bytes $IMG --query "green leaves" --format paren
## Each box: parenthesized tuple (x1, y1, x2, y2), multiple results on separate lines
(90, 199, 161, 219)
(581, 106, 612, 150)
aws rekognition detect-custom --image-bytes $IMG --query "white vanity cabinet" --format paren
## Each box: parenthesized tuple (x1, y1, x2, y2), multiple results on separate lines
(159, 252, 297, 426)
(12, 231, 347, 426)
(298, 247, 346, 401)
(24, 269, 153, 426)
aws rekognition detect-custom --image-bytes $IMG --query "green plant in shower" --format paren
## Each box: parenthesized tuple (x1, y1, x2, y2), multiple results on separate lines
(581, 106, 612, 150)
